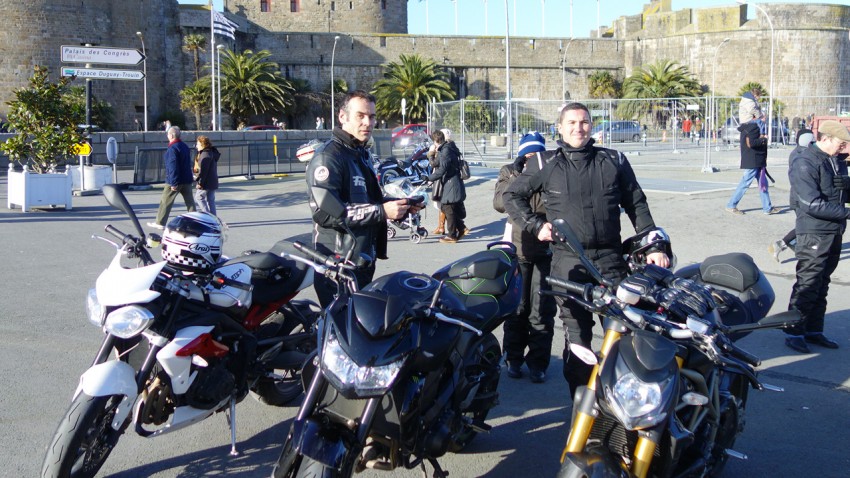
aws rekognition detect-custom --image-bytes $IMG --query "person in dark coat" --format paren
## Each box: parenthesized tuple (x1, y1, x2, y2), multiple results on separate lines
(784, 120, 850, 353)
(725, 115, 780, 215)
(427, 129, 467, 243)
(494, 131, 556, 383)
(193, 135, 220, 215)
(149, 126, 195, 229)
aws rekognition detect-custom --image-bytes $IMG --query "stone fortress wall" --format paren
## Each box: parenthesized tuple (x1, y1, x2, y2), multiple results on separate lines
(0, 1, 847, 131)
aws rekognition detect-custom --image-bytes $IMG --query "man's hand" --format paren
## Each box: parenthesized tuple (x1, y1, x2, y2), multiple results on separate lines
(170, 186, 177, 191)
(833, 175, 850, 191)
(383, 199, 410, 220)
(536, 222, 553, 242)
(646, 252, 671, 269)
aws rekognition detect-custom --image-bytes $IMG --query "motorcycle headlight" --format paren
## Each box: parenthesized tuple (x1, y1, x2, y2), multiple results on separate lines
(104, 305, 155, 339)
(86, 288, 106, 327)
(607, 371, 671, 430)
(321, 328, 405, 397)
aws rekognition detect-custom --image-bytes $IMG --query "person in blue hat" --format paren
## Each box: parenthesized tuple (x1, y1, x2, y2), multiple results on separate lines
(493, 131, 556, 383)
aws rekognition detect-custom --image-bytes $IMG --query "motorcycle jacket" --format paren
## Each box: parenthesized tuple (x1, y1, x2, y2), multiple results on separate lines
(504, 139, 656, 251)
(307, 128, 388, 260)
(494, 151, 554, 258)
(789, 142, 850, 235)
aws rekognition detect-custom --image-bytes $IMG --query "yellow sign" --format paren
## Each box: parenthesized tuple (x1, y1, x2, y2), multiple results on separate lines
(72, 142, 92, 157)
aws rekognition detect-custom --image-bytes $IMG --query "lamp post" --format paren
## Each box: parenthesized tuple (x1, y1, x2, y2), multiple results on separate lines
(330, 35, 340, 131)
(541, 0, 545, 36)
(737, 0, 774, 145)
(135, 31, 148, 131)
(452, 0, 458, 34)
(560, 37, 575, 101)
(483, 0, 488, 35)
(504, 0, 513, 158)
(704, 37, 730, 173)
(216, 44, 224, 131)
(570, 0, 573, 38)
(597, 0, 601, 38)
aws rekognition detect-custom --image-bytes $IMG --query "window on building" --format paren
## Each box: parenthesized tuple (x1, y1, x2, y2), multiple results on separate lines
(291, 0, 300, 12)
(261, 0, 270, 12)
(331, 2, 335, 11)
(380, 36, 386, 48)
(349, 2, 353, 10)
(382, 0, 386, 9)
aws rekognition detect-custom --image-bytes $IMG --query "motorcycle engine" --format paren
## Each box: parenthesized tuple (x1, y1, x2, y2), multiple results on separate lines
(185, 360, 236, 410)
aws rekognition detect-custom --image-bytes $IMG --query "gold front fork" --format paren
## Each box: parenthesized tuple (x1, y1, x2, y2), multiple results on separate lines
(631, 436, 658, 478)
(560, 329, 622, 462)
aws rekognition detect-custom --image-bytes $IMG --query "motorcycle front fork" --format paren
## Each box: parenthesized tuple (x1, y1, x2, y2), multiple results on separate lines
(560, 329, 684, 478)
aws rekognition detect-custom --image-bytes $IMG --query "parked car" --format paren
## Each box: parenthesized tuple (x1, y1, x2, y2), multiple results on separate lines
(391, 123, 429, 148)
(242, 125, 281, 131)
(590, 120, 642, 142)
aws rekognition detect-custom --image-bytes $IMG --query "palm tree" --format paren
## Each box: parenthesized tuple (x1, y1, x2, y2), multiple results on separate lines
(183, 34, 207, 82)
(588, 71, 620, 99)
(372, 54, 455, 124)
(180, 79, 211, 129)
(620, 60, 703, 127)
(218, 49, 294, 127)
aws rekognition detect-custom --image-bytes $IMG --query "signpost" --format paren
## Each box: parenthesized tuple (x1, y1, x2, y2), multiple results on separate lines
(61, 46, 145, 66)
(61, 68, 144, 81)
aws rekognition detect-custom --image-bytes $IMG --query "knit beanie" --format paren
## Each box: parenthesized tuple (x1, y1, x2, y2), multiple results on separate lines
(517, 131, 546, 157)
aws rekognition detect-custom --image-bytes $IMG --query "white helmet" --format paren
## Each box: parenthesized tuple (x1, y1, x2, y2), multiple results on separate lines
(161, 212, 224, 273)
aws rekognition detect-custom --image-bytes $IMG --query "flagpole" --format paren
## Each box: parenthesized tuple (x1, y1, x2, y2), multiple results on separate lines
(210, 1, 216, 131)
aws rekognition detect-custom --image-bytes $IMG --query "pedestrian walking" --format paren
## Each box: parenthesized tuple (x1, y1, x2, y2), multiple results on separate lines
(193, 135, 220, 215)
(725, 111, 780, 215)
(148, 126, 196, 229)
(427, 129, 467, 244)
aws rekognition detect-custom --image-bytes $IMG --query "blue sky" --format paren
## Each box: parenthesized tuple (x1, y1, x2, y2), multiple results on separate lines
(181, 1, 837, 38)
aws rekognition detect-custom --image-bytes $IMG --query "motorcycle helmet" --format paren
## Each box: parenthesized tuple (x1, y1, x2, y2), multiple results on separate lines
(622, 227, 675, 270)
(161, 212, 225, 273)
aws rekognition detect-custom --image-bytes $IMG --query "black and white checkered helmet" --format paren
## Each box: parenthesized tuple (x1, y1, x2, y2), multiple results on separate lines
(161, 212, 224, 273)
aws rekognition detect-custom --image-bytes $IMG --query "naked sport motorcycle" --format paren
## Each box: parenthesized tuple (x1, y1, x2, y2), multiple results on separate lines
(42, 185, 319, 478)
(546, 219, 801, 478)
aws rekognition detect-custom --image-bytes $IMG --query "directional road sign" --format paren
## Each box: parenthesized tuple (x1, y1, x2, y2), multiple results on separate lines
(61, 67, 144, 81)
(61, 45, 145, 66)
(72, 142, 92, 157)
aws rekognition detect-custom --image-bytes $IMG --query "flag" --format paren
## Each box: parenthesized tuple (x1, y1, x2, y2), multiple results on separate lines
(213, 10, 238, 40)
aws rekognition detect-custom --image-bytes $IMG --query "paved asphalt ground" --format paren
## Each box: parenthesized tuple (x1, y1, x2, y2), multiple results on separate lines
(1, 142, 849, 477)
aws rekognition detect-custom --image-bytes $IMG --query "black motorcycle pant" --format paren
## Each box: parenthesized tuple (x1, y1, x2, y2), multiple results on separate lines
(503, 254, 556, 372)
(314, 263, 376, 308)
(787, 232, 842, 336)
(552, 248, 628, 398)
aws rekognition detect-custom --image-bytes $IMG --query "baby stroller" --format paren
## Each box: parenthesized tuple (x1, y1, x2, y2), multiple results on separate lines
(382, 177, 429, 243)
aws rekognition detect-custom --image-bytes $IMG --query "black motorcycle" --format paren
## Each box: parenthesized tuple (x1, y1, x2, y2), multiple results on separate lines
(376, 140, 432, 186)
(271, 238, 522, 478)
(545, 219, 801, 478)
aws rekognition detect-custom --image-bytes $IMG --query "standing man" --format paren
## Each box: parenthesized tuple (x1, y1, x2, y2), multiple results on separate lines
(784, 120, 850, 353)
(494, 132, 556, 383)
(148, 126, 195, 229)
(725, 113, 780, 215)
(306, 90, 413, 307)
(504, 102, 669, 396)
(682, 116, 692, 139)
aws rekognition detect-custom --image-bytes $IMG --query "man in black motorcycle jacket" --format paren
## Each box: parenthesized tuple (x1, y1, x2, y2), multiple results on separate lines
(783, 120, 850, 353)
(307, 90, 413, 307)
(504, 102, 669, 396)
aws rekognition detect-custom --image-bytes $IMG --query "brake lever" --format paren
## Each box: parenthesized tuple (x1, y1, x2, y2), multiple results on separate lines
(91, 234, 121, 250)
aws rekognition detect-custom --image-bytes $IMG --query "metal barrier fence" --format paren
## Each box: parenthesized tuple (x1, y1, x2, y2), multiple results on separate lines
(429, 95, 850, 162)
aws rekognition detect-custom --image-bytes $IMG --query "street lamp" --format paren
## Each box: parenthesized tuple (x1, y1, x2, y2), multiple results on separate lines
(541, 0, 545, 36)
(135, 31, 148, 131)
(330, 35, 340, 131)
(217, 44, 224, 131)
(560, 38, 575, 101)
(452, 0, 458, 35)
(737, 0, 774, 145)
(483, 0, 488, 35)
(704, 37, 730, 173)
(504, 0, 513, 158)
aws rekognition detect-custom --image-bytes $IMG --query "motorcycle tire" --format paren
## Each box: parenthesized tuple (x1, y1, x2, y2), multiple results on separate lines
(294, 456, 337, 478)
(253, 309, 318, 407)
(380, 169, 401, 186)
(42, 393, 126, 478)
(448, 333, 502, 452)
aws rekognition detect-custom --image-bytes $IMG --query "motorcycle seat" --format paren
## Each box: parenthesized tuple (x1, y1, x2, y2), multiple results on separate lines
(441, 248, 521, 325)
(697, 253, 759, 292)
(223, 241, 310, 304)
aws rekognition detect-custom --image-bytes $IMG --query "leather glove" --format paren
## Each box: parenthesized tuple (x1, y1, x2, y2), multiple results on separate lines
(833, 175, 850, 190)
(653, 277, 715, 319)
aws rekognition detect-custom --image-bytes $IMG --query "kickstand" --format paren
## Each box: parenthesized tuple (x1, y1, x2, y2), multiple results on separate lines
(226, 397, 239, 456)
(427, 458, 449, 478)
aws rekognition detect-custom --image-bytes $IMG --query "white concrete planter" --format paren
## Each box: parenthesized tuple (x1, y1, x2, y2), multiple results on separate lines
(68, 165, 112, 191)
(6, 164, 73, 212)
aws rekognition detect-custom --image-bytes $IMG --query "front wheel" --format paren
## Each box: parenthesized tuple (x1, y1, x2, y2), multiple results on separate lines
(42, 393, 126, 478)
(380, 169, 401, 186)
(295, 456, 337, 478)
(449, 333, 502, 452)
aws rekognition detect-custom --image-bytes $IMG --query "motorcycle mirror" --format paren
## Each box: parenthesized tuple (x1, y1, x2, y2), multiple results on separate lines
(102, 184, 146, 239)
(569, 343, 598, 365)
(551, 219, 611, 287)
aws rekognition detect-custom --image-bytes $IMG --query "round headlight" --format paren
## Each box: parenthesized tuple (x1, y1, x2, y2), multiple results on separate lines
(105, 305, 155, 339)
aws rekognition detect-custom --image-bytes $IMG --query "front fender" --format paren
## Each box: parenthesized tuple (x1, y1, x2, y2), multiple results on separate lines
(74, 360, 138, 399)
(557, 451, 627, 478)
(293, 418, 350, 470)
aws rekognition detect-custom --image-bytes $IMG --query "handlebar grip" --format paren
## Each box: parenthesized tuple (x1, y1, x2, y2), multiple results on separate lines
(104, 225, 129, 243)
(546, 276, 592, 300)
(725, 341, 761, 367)
(293, 241, 335, 267)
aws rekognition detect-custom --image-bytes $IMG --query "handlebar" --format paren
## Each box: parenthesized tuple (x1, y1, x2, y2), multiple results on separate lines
(105, 225, 131, 244)
(546, 276, 607, 302)
(293, 241, 336, 267)
(721, 339, 762, 367)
